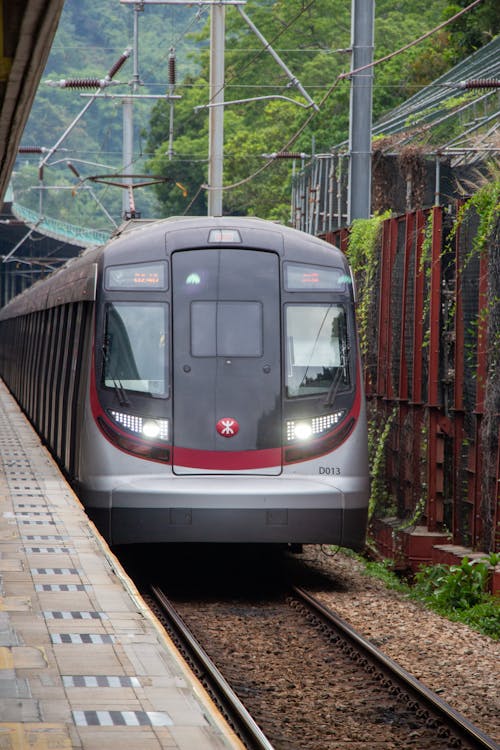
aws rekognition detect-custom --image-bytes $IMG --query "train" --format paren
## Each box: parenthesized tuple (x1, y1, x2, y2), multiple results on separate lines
(0, 216, 369, 548)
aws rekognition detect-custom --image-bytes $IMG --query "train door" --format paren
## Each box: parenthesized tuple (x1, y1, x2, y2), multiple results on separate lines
(172, 248, 282, 474)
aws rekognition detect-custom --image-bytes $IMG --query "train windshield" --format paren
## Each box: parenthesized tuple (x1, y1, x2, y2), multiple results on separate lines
(286, 304, 350, 398)
(103, 302, 167, 396)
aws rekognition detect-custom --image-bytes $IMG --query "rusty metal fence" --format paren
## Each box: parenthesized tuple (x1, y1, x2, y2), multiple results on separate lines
(324, 204, 499, 565)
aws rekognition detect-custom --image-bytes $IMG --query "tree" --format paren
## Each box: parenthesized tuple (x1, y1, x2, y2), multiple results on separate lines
(18, 0, 498, 225)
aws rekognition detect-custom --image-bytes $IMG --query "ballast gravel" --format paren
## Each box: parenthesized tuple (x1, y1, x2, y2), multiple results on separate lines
(300, 545, 499, 744)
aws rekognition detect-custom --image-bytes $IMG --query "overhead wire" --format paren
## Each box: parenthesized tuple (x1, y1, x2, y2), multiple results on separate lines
(202, 0, 488, 195)
(203, 0, 318, 109)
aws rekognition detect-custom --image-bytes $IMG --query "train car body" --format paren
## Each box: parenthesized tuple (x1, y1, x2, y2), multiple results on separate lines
(0, 216, 369, 548)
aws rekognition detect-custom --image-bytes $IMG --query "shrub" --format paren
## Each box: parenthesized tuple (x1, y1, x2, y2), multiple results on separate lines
(412, 556, 500, 640)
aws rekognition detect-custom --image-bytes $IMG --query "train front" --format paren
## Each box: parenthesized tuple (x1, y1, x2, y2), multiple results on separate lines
(79, 217, 369, 548)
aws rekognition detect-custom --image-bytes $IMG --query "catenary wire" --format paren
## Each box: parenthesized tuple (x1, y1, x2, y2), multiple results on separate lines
(202, 0, 488, 195)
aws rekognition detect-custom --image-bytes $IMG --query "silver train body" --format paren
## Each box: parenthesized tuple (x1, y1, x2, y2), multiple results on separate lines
(0, 216, 369, 547)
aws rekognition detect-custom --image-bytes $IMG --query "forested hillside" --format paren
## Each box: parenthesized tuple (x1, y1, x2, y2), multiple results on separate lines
(14, 0, 499, 227)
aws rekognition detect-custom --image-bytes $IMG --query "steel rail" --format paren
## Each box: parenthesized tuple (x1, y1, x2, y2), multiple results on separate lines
(293, 586, 498, 750)
(150, 585, 275, 750)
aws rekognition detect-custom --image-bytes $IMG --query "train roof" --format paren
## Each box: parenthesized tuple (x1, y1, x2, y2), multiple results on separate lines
(105, 215, 346, 265)
(0, 243, 102, 320)
(0, 216, 346, 319)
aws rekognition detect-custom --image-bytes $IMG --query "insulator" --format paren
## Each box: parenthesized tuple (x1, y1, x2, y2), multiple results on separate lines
(168, 49, 176, 86)
(273, 151, 307, 159)
(458, 78, 500, 89)
(18, 146, 44, 154)
(60, 78, 103, 89)
(108, 48, 131, 80)
(66, 162, 81, 178)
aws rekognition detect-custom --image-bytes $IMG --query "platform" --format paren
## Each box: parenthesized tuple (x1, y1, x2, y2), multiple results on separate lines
(0, 380, 243, 749)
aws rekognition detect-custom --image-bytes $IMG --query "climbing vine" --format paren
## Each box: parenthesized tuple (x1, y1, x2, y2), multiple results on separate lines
(419, 210, 434, 351)
(367, 404, 397, 520)
(346, 210, 390, 361)
(454, 174, 500, 267)
(448, 175, 500, 378)
(459, 176, 500, 551)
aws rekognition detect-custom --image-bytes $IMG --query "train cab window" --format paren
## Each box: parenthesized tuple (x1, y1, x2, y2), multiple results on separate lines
(103, 302, 167, 396)
(191, 301, 263, 357)
(286, 304, 350, 398)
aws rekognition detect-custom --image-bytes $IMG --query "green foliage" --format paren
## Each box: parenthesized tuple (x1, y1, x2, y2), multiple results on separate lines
(449, 174, 500, 379)
(367, 407, 397, 520)
(456, 600, 500, 641)
(346, 213, 388, 358)
(441, 0, 500, 64)
(16, 0, 199, 225)
(413, 556, 500, 639)
(145, 0, 466, 218)
(362, 558, 408, 592)
(360, 554, 500, 640)
(414, 556, 489, 609)
(15, 0, 498, 224)
(419, 211, 434, 350)
(346, 213, 398, 521)
(461, 174, 500, 260)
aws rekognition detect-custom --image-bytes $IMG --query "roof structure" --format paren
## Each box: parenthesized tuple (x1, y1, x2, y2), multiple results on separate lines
(372, 35, 500, 166)
(0, 0, 66, 205)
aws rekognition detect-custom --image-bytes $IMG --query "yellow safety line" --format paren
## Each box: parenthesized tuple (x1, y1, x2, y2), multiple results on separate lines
(0, 723, 72, 749)
(0, 647, 14, 669)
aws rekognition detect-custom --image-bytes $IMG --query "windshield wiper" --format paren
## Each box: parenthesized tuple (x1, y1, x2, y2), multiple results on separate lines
(112, 377, 130, 407)
(102, 343, 130, 406)
(324, 343, 350, 407)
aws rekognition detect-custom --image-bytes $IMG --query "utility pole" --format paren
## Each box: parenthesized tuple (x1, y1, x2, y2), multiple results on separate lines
(347, 0, 374, 223)
(122, 2, 142, 217)
(207, 2, 225, 216)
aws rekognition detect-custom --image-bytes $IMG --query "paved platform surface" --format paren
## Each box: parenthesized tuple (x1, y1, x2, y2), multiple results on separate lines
(0, 380, 243, 750)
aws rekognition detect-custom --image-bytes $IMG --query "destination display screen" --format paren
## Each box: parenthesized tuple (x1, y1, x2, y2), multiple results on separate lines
(105, 262, 167, 290)
(284, 262, 350, 291)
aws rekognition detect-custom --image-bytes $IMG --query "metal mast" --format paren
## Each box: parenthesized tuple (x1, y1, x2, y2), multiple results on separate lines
(122, 3, 143, 217)
(347, 0, 374, 223)
(207, 2, 225, 216)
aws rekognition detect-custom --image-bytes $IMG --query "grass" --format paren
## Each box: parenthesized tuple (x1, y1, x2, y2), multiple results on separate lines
(344, 551, 500, 641)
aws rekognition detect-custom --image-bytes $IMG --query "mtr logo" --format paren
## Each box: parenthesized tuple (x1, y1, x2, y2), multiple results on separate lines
(216, 418, 240, 438)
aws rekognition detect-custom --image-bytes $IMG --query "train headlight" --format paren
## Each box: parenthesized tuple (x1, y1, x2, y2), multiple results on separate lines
(109, 411, 169, 441)
(142, 419, 161, 439)
(286, 411, 346, 442)
(294, 422, 313, 441)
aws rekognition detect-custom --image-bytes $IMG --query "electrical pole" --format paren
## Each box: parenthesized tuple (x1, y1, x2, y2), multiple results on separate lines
(122, 3, 143, 217)
(347, 0, 374, 223)
(207, 2, 225, 216)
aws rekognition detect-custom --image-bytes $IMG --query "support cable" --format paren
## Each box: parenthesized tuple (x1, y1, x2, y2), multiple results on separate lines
(202, 0, 488, 195)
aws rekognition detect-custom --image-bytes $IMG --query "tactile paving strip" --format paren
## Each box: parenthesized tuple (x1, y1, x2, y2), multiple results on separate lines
(72, 710, 173, 727)
(50, 633, 115, 644)
(63, 675, 141, 688)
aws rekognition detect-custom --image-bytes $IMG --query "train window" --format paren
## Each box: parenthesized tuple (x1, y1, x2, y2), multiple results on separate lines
(284, 262, 350, 292)
(191, 301, 263, 357)
(285, 304, 350, 398)
(105, 262, 167, 290)
(103, 302, 167, 396)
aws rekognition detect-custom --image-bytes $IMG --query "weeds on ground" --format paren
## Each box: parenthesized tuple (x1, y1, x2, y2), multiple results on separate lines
(412, 555, 500, 640)
(353, 552, 500, 640)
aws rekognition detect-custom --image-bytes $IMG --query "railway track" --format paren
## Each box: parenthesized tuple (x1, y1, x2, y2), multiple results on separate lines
(291, 586, 498, 750)
(147, 583, 498, 750)
(149, 585, 274, 750)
